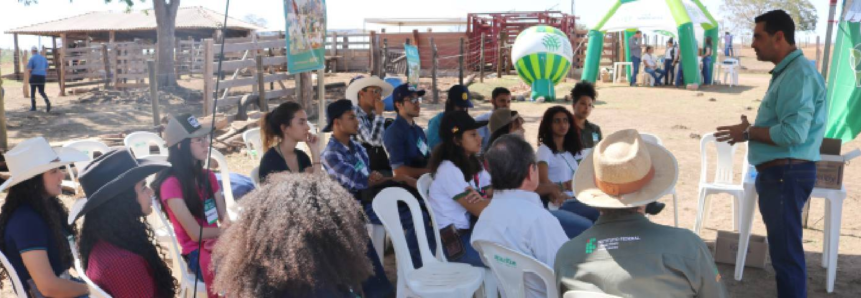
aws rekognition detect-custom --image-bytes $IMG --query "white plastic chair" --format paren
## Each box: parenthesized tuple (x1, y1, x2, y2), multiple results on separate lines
(242, 128, 263, 160)
(473, 240, 558, 298)
(694, 132, 747, 234)
(639, 133, 680, 227)
(67, 237, 112, 298)
(63, 140, 111, 182)
(419, 174, 498, 298)
(721, 58, 739, 87)
(0, 247, 29, 298)
(250, 166, 260, 188)
(372, 187, 484, 298)
(813, 185, 847, 293)
(152, 198, 209, 298)
(417, 174, 446, 261)
(204, 149, 238, 220)
(563, 290, 623, 298)
(124, 132, 168, 158)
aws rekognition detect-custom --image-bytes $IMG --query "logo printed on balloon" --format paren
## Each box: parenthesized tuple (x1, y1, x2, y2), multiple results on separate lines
(512, 26, 574, 102)
(852, 43, 861, 88)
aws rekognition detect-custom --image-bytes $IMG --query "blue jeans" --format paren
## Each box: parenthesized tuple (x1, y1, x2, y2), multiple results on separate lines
(443, 229, 486, 267)
(676, 62, 685, 87)
(559, 199, 600, 222)
(362, 240, 395, 297)
(725, 45, 734, 57)
(549, 209, 593, 239)
(663, 59, 675, 86)
(630, 56, 641, 85)
(755, 162, 816, 298)
(186, 249, 205, 282)
(702, 56, 713, 85)
(645, 68, 664, 85)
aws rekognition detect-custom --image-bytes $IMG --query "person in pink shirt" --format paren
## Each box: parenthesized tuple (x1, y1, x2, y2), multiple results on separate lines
(152, 114, 232, 298)
(70, 148, 177, 298)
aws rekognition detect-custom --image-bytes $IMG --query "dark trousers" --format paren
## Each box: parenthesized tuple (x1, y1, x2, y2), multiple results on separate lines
(755, 162, 816, 298)
(663, 60, 675, 86)
(29, 75, 50, 110)
(630, 56, 641, 86)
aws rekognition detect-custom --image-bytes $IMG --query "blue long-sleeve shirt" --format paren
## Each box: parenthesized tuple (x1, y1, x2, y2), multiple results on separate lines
(749, 50, 827, 166)
(27, 53, 49, 76)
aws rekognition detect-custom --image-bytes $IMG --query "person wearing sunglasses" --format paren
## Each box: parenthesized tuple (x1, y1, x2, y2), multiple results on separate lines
(382, 84, 432, 188)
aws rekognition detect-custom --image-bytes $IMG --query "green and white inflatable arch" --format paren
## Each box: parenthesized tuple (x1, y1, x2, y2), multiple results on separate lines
(581, 0, 719, 87)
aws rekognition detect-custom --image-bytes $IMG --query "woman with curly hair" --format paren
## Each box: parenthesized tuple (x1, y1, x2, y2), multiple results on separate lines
(69, 148, 177, 297)
(152, 114, 231, 298)
(258, 101, 321, 181)
(0, 137, 89, 297)
(213, 172, 375, 298)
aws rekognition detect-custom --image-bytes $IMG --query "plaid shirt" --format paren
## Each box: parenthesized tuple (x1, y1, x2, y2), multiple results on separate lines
(352, 105, 386, 147)
(322, 136, 371, 193)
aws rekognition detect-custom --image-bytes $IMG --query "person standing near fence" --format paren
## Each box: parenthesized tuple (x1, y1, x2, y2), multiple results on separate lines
(716, 10, 826, 298)
(629, 31, 643, 86)
(27, 46, 51, 112)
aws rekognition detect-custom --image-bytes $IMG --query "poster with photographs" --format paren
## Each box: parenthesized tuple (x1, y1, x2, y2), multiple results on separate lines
(404, 44, 420, 87)
(283, 0, 327, 73)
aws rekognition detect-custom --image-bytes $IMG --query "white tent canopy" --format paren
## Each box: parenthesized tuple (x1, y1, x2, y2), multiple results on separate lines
(600, 0, 712, 32)
(843, 0, 861, 22)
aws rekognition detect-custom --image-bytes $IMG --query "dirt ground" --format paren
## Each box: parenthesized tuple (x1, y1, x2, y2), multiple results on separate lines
(1, 45, 859, 297)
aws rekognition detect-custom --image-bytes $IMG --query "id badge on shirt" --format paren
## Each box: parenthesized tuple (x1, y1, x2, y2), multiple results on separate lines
(417, 138, 429, 156)
(204, 198, 218, 224)
(592, 132, 600, 142)
(354, 159, 369, 176)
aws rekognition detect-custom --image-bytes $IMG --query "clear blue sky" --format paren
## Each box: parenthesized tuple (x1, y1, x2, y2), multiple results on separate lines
(0, 0, 838, 49)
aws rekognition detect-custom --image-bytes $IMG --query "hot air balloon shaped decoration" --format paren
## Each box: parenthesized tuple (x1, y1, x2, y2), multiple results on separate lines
(511, 26, 574, 102)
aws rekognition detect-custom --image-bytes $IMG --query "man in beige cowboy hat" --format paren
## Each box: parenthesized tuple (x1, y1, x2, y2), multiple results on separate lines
(554, 129, 727, 297)
(346, 75, 394, 174)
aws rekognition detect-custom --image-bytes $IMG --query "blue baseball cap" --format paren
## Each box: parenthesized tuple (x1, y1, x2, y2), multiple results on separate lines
(447, 85, 473, 108)
(392, 84, 426, 103)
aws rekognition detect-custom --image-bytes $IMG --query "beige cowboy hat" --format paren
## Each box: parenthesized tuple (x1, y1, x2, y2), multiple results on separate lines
(345, 75, 394, 106)
(0, 137, 89, 192)
(574, 129, 678, 208)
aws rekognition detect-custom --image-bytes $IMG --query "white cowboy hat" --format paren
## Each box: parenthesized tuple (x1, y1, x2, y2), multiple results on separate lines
(345, 75, 394, 106)
(574, 129, 678, 209)
(0, 137, 89, 192)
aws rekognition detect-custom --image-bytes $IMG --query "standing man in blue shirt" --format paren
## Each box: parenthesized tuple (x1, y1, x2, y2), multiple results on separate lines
(384, 84, 431, 186)
(628, 31, 643, 86)
(27, 47, 51, 112)
(716, 10, 826, 298)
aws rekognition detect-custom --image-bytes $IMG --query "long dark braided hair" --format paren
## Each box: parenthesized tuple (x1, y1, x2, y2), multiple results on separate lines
(77, 187, 177, 298)
(0, 174, 77, 287)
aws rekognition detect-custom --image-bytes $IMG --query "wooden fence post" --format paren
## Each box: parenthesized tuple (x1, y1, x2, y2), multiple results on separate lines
(459, 37, 464, 85)
(147, 60, 160, 127)
(383, 39, 389, 77)
(203, 39, 214, 116)
(431, 37, 439, 104)
(0, 77, 7, 151)
(497, 31, 504, 78)
(22, 51, 29, 98)
(13, 34, 20, 80)
(256, 56, 268, 112)
(815, 36, 822, 71)
(59, 33, 67, 96)
(102, 44, 111, 90)
(370, 31, 378, 75)
(479, 35, 485, 83)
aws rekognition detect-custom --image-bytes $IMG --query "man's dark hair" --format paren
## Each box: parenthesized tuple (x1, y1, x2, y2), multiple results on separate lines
(635, 30, 642, 34)
(485, 134, 535, 190)
(645, 45, 653, 51)
(491, 87, 511, 100)
(754, 10, 796, 46)
(571, 81, 597, 104)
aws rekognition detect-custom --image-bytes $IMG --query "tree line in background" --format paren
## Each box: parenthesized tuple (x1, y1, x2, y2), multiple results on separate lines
(721, 0, 818, 35)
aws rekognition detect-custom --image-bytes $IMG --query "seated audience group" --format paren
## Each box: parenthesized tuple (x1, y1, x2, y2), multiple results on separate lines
(0, 77, 725, 298)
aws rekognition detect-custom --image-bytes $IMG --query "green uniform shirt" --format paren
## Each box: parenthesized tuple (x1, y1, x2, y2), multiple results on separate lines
(749, 49, 826, 166)
(554, 213, 728, 298)
(579, 120, 603, 150)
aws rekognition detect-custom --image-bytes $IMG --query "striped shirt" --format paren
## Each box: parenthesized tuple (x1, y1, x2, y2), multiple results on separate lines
(352, 106, 386, 147)
(322, 137, 370, 193)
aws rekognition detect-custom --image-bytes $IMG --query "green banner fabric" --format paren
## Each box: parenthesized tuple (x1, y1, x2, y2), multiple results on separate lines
(825, 21, 861, 142)
(284, 0, 327, 74)
(404, 44, 421, 87)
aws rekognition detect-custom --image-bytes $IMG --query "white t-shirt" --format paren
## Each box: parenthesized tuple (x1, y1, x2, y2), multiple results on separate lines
(642, 53, 658, 69)
(537, 144, 581, 184)
(429, 160, 492, 230)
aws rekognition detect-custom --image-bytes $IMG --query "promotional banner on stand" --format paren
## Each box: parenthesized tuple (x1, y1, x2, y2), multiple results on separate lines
(825, 0, 861, 142)
(404, 44, 421, 87)
(284, 0, 327, 73)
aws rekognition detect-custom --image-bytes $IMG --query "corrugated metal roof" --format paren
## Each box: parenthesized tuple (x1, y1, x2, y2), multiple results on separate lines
(5, 6, 267, 35)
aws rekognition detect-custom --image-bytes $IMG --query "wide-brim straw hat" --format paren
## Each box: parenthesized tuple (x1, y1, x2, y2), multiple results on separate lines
(346, 75, 394, 106)
(574, 129, 678, 209)
(0, 137, 89, 192)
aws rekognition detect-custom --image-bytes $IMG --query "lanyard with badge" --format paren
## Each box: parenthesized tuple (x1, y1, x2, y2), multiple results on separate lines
(352, 149, 369, 177)
(417, 137, 429, 156)
(201, 183, 219, 224)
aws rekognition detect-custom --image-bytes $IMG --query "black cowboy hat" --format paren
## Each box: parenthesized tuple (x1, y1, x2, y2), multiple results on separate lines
(68, 148, 170, 224)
